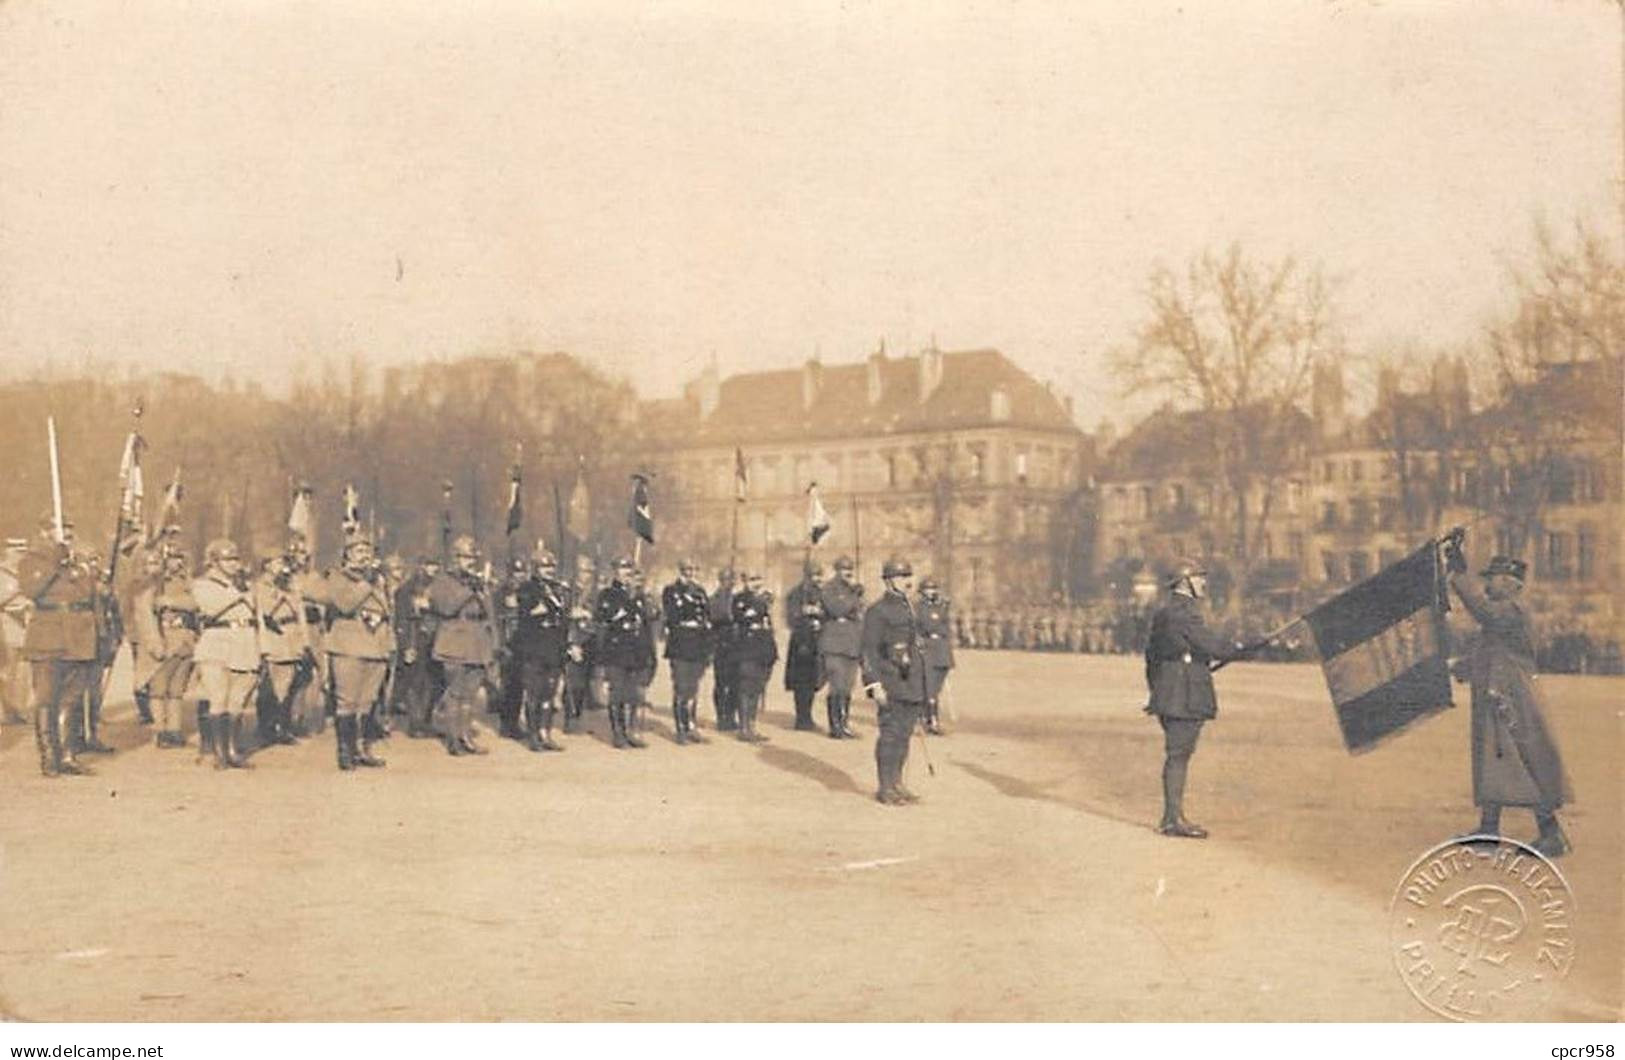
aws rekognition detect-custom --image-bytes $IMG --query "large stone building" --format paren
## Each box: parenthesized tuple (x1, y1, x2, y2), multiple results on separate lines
(640, 343, 1091, 601)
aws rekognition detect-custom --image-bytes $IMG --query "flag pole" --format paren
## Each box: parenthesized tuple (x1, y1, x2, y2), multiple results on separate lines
(47, 416, 66, 545)
(850, 493, 861, 581)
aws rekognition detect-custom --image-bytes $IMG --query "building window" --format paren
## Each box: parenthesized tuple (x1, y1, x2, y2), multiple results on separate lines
(885, 454, 898, 488)
(1494, 526, 1516, 558)
(970, 448, 986, 484)
(1170, 483, 1186, 509)
(1260, 532, 1274, 560)
(1287, 480, 1303, 515)
(990, 388, 1011, 422)
(1349, 459, 1363, 483)
(1542, 532, 1572, 581)
(1139, 486, 1154, 517)
(1288, 532, 1305, 561)
(1347, 551, 1371, 582)
(1323, 460, 1337, 483)
(1321, 501, 1339, 528)
(1322, 552, 1343, 583)
(1577, 525, 1596, 580)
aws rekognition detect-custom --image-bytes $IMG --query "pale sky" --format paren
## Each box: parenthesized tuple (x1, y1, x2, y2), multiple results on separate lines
(0, 0, 1619, 427)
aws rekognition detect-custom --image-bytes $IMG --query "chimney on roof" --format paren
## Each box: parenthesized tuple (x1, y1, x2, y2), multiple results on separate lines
(917, 342, 944, 404)
(802, 355, 823, 410)
(698, 356, 720, 419)
(867, 338, 886, 405)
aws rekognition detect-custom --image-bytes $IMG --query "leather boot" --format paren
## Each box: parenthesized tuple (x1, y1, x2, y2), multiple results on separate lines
(624, 702, 647, 749)
(135, 688, 154, 725)
(538, 705, 564, 751)
(197, 703, 215, 759)
(837, 695, 858, 739)
(355, 722, 387, 768)
(458, 702, 488, 755)
(683, 699, 706, 744)
(673, 701, 689, 745)
(924, 699, 944, 736)
(35, 704, 60, 777)
(336, 715, 356, 770)
(610, 704, 629, 748)
(523, 696, 545, 752)
(826, 696, 842, 739)
(738, 694, 767, 743)
(1532, 811, 1570, 858)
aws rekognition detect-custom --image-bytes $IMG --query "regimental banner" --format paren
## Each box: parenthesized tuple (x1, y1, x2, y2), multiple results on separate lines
(1304, 542, 1454, 753)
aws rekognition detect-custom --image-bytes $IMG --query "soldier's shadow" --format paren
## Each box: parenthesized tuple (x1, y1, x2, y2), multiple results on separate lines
(753, 744, 866, 797)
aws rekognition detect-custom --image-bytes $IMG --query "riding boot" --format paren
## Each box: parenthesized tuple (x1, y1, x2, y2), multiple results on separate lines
(683, 698, 706, 743)
(826, 696, 842, 739)
(625, 702, 647, 749)
(1532, 810, 1570, 858)
(523, 696, 545, 752)
(458, 701, 488, 755)
(277, 695, 300, 744)
(34, 703, 60, 777)
(836, 695, 857, 739)
(197, 702, 214, 759)
(924, 699, 944, 735)
(355, 722, 387, 767)
(1157, 753, 1203, 837)
(134, 688, 154, 725)
(673, 701, 689, 745)
(793, 688, 817, 731)
(610, 703, 629, 749)
(336, 714, 356, 770)
(212, 714, 233, 770)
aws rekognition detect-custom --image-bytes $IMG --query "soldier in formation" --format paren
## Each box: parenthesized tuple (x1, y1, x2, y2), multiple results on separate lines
(731, 569, 776, 744)
(860, 555, 928, 805)
(508, 543, 570, 752)
(255, 549, 309, 748)
(783, 560, 825, 733)
(561, 557, 597, 733)
(393, 554, 442, 738)
(147, 548, 199, 749)
(661, 558, 711, 745)
(708, 566, 739, 732)
(494, 555, 530, 741)
(309, 533, 392, 770)
(818, 556, 864, 739)
(190, 538, 261, 771)
(916, 575, 953, 736)
(426, 535, 496, 757)
(594, 557, 649, 749)
(21, 515, 100, 777)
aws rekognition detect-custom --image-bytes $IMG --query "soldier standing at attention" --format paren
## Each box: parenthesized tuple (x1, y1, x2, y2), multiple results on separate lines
(730, 570, 777, 743)
(916, 575, 954, 736)
(288, 533, 327, 737)
(783, 560, 825, 732)
(393, 555, 440, 738)
(494, 556, 530, 741)
(594, 557, 648, 749)
(20, 514, 100, 777)
(661, 558, 712, 745)
(631, 566, 660, 734)
(708, 567, 740, 732)
(126, 549, 165, 726)
(254, 551, 309, 748)
(1144, 559, 1242, 838)
(190, 538, 262, 771)
(426, 535, 496, 757)
(308, 533, 392, 770)
(148, 549, 199, 749)
(818, 556, 864, 739)
(1441, 533, 1571, 857)
(509, 544, 570, 752)
(860, 556, 928, 805)
(561, 558, 597, 734)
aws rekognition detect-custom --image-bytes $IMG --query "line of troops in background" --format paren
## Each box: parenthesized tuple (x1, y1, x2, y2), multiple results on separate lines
(1, 518, 954, 805)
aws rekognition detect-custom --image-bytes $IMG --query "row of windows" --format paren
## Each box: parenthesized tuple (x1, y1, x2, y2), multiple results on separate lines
(673, 442, 1077, 499)
(1108, 481, 1307, 520)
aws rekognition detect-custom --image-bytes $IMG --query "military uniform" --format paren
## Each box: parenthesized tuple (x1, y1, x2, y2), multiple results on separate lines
(511, 568, 571, 751)
(149, 573, 199, 747)
(309, 561, 392, 769)
(731, 583, 777, 743)
(255, 564, 311, 747)
(0, 544, 30, 726)
(661, 574, 712, 744)
(292, 563, 330, 736)
(1144, 574, 1237, 837)
(494, 562, 529, 739)
(191, 564, 262, 769)
(818, 573, 865, 738)
(562, 574, 597, 732)
(916, 588, 954, 735)
(19, 534, 100, 776)
(426, 563, 497, 756)
(708, 574, 740, 731)
(783, 575, 825, 732)
(860, 577, 929, 803)
(392, 564, 441, 737)
(594, 573, 649, 749)
(1446, 549, 1571, 856)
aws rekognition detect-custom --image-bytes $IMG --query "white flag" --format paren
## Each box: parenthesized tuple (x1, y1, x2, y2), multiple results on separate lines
(807, 482, 832, 545)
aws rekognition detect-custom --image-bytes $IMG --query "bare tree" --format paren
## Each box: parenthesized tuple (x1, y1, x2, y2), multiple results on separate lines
(1111, 242, 1334, 609)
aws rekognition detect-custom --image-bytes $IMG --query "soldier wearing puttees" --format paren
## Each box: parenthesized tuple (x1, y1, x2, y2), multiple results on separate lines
(731, 572, 777, 743)
(1144, 559, 1242, 838)
(661, 559, 712, 745)
(393, 555, 443, 738)
(190, 538, 262, 770)
(916, 576, 954, 736)
(818, 556, 864, 739)
(254, 551, 310, 749)
(783, 562, 826, 732)
(708, 567, 740, 732)
(1441, 534, 1571, 858)
(425, 535, 496, 757)
(20, 515, 100, 777)
(147, 549, 199, 749)
(561, 559, 596, 733)
(509, 544, 571, 752)
(593, 558, 649, 749)
(861, 556, 928, 805)
(306, 534, 392, 770)
(127, 549, 165, 726)
(288, 534, 327, 738)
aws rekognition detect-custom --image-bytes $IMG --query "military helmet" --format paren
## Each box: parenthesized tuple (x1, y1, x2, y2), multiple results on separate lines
(919, 575, 940, 591)
(678, 557, 698, 574)
(205, 538, 240, 565)
(1481, 555, 1527, 582)
(451, 534, 478, 559)
(342, 531, 375, 556)
(1166, 558, 1207, 587)
(534, 547, 558, 566)
(834, 555, 856, 572)
(614, 555, 635, 572)
(509, 557, 528, 573)
(882, 555, 913, 579)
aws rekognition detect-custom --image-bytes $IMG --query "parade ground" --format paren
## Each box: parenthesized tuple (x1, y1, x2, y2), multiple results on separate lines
(1, 652, 1618, 1022)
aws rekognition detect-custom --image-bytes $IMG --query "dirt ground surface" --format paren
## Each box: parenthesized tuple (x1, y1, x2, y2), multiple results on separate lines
(1, 652, 1618, 1022)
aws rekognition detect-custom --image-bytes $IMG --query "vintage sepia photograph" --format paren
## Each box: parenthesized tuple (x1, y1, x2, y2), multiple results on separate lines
(0, 0, 1620, 1043)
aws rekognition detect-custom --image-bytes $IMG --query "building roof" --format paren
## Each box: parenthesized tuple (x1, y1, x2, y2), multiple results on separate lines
(645, 347, 1081, 446)
(1103, 404, 1313, 480)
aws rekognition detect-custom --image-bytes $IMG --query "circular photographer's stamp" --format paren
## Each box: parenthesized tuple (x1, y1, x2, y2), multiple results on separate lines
(1389, 836, 1576, 1021)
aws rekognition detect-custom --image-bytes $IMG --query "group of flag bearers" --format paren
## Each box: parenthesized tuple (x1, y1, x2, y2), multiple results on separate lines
(15, 413, 1575, 840)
